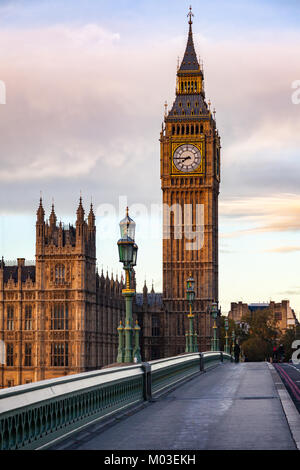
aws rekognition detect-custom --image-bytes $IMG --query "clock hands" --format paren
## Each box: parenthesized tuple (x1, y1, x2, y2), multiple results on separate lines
(174, 155, 192, 163)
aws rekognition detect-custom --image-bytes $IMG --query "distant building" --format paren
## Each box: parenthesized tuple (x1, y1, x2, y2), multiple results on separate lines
(228, 300, 299, 332)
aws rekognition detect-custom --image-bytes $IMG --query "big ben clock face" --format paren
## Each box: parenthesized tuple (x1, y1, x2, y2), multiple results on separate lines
(173, 144, 201, 173)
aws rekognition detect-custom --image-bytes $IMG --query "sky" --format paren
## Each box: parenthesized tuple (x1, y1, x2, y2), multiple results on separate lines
(0, 0, 300, 318)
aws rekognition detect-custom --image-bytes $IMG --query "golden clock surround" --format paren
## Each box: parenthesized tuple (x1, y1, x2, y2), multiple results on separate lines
(170, 139, 205, 176)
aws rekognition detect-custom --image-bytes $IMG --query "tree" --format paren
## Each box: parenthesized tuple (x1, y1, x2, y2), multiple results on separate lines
(239, 307, 280, 361)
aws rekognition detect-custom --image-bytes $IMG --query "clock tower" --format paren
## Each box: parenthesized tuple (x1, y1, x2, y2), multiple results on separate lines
(160, 8, 221, 355)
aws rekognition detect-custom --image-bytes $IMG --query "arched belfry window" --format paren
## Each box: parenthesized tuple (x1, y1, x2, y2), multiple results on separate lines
(55, 264, 65, 284)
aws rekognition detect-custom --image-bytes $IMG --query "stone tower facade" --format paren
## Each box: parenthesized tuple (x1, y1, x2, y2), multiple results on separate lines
(160, 11, 221, 355)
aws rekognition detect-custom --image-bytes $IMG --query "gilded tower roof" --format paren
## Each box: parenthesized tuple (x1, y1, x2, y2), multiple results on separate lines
(166, 7, 211, 123)
(178, 7, 199, 72)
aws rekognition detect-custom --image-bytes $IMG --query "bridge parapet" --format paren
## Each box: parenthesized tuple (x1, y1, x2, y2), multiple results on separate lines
(0, 351, 231, 450)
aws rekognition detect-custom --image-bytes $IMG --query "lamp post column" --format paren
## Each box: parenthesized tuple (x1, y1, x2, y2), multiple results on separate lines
(133, 320, 142, 363)
(116, 207, 140, 364)
(186, 275, 196, 353)
(224, 317, 229, 354)
(117, 321, 124, 363)
(231, 330, 235, 355)
(211, 302, 219, 352)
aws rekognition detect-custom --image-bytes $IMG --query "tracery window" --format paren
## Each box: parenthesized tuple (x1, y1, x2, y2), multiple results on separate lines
(51, 303, 69, 330)
(51, 342, 69, 367)
(24, 305, 32, 330)
(55, 264, 65, 284)
(7, 306, 14, 330)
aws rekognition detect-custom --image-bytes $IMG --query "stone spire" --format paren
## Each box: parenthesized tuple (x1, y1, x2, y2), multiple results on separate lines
(88, 203, 95, 228)
(178, 6, 199, 72)
(76, 196, 85, 224)
(36, 197, 45, 223)
(49, 202, 57, 229)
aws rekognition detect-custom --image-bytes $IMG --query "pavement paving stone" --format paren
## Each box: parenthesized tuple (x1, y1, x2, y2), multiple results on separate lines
(50, 362, 298, 450)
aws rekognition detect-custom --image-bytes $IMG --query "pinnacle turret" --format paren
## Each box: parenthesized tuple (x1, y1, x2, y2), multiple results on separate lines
(49, 203, 57, 228)
(36, 197, 45, 223)
(76, 196, 85, 224)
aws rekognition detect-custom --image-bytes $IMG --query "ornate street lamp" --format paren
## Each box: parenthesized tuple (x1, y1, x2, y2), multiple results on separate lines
(117, 207, 141, 363)
(186, 274, 197, 353)
(211, 302, 219, 352)
(231, 329, 236, 354)
(224, 317, 229, 354)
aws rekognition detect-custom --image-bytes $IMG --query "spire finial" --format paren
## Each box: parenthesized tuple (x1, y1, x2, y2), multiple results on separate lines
(187, 5, 194, 25)
(126, 206, 129, 217)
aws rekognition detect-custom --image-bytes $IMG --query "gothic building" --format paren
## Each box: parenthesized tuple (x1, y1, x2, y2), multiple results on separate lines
(160, 10, 220, 354)
(0, 199, 164, 388)
(0, 10, 220, 387)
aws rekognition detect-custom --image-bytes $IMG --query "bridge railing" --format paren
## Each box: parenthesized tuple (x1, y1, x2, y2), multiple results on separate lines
(0, 351, 231, 450)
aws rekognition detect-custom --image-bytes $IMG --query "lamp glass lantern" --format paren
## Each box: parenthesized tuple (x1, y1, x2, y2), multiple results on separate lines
(119, 208, 136, 241)
(117, 208, 137, 267)
(186, 276, 195, 304)
(211, 302, 218, 320)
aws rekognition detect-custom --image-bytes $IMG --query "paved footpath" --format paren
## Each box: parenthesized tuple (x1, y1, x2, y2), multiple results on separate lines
(53, 362, 299, 450)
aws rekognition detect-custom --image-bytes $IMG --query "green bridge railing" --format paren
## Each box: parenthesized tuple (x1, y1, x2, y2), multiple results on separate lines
(0, 351, 232, 450)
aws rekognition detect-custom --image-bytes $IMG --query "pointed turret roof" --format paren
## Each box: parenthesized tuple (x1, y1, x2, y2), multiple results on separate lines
(76, 196, 85, 223)
(178, 7, 199, 72)
(49, 203, 57, 228)
(88, 203, 95, 227)
(36, 197, 45, 223)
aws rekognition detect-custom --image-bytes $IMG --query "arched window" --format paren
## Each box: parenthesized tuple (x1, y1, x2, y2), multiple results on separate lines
(177, 125, 180, 135)
(191, 125, 194, 135)
(196, 124, 199, 134)
(172, 125, 175, 135)
(7, 306, 14, 330)
(25, 305, 32, 330)
(195, 81, 197, 92)
(181, 82, 184, 92)
(181, 125, 184, 134)
(51, 303, 69, 330)
(55, 264, 65, 284)
(186, 125, 189, 135)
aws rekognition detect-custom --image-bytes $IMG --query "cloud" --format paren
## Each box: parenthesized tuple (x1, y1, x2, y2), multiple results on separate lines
(0, 22, 299, 207)
(278, 288, 300, 296)
(265, 246, 300, 253)
(220, 194, 300, 237)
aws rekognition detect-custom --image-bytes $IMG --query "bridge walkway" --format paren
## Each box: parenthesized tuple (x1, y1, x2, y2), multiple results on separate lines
(52, 362, 298, 450)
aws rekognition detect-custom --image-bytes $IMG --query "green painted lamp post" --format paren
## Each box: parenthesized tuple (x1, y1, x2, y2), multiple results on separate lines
(117, 207, 141, 363)
(231, 330, 236, 354)
(211, 302, 219, 352)
(224, 317, 229, 354)
(186, 275, 197, 353)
